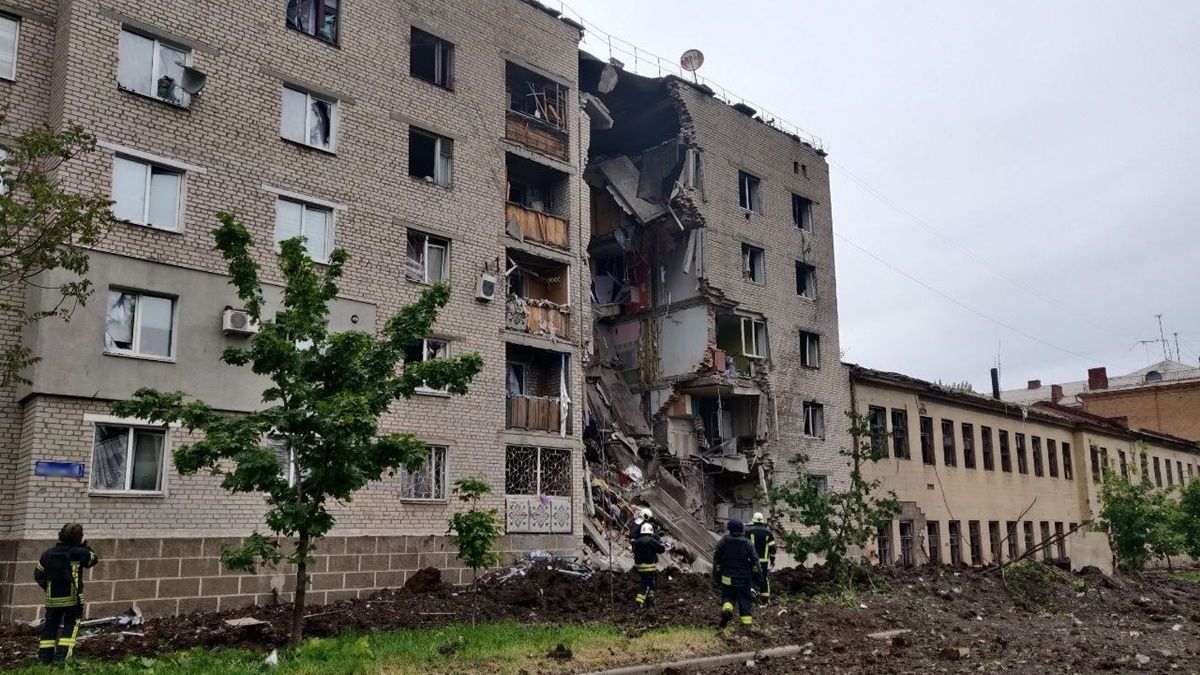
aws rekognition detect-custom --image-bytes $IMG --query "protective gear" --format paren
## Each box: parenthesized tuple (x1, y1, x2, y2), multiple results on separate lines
(632, 531, 665, 609)
(727, 518, 744, 534)
(640, 508, 653, 519)
(746, 520, 777, 603)
(712, 530, 760, 628)
(34, 528, 99, 664)
(752, 512, 765, 524)
(629, 512, 658, 542)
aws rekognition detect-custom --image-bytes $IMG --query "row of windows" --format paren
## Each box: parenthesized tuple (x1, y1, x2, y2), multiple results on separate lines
(1090, 446, 1197, 489)
(740, 243, 817, 300)
(867, 407, 1076, 479)
(736, 170, 814, 231)
(879, 518, 1078, 567)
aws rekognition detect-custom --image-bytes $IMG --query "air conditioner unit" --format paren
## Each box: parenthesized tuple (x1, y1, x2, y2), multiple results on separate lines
(222, 308, 260, 336)
(476, 273, 498, 302)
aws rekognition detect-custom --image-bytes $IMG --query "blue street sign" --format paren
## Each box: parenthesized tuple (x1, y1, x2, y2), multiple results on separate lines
(34, 461, 85, 478)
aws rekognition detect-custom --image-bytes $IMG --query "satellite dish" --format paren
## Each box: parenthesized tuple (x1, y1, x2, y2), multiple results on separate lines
(680, 49, 704, 72)
(181, 67, 208, 96)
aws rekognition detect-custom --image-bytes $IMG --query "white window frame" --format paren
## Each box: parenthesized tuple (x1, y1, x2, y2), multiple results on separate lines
(405, 231, 450, 283)
(738, 170, 760, 213)
(800, 331, 821, 368)
(0, 14, 18, 82)
(88, 422, 169, 495)
(275, 197, 335, 263)
(103, 289, 178, 361)
(793, 194, 813, 231)
(796, 262, 817, 299)
(399, 445, 448, 501)
(741, 244, 764, 284)
(281, 85, 338, 151)
(409, 128, 454, 187)
(740, 316, 767, 359)
(411, 337, 450, 395)
(117, 28, 193, 106)
(803, 401, 825, 439)
(265, 435, 296, 487)
(111, 155, 185, 231)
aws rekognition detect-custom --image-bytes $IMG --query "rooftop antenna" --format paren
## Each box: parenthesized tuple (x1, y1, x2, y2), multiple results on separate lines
(680, 49, 704, 83)
(1174, 332, 1181, 363)
(1156, 314, 1169, 361)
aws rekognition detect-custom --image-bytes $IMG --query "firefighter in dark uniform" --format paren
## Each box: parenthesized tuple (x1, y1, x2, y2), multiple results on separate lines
(628, 508, 656, 544)
(746, 512, 777, 604)
(631, 522, 665, 608)
(712, 518, 761, 628)
(33, 523, 98, 664)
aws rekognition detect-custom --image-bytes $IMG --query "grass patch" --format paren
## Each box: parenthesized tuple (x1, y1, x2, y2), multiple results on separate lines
(6, 621, 721, 675)
(1168, 570, 1200, 583)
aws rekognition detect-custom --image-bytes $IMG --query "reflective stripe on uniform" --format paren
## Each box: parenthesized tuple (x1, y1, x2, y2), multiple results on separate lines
(635, 594, 646, 604)
(720, 576, 732, 586)
(38, 640, 56, 648)
(635, 563, 657, 572)
(740, 615, 752, 625)
(721, 602, 733, 613)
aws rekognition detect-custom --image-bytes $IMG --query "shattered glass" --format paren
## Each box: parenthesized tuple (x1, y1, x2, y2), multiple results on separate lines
(104, 291, 136, 352)
(308, 97, 333, 149)
(91, 425, 130, 490)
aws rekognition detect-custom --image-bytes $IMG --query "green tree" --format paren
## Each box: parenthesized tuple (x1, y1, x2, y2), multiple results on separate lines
(1176, 477, 1200, 559)
(1093, 446, 1182, 571)
(447, 477, 503, 626)
(769, 411, 900, 588)
(112, 213, 483, 642)
(0, 120, 114, 385)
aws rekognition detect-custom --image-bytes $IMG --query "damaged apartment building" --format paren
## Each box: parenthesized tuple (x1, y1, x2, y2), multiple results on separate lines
(579, 55, 853, 538)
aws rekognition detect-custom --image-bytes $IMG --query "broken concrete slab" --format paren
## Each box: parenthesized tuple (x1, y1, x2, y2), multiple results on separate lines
(938, 647, 970, 660)
(866, 629, 912, 641)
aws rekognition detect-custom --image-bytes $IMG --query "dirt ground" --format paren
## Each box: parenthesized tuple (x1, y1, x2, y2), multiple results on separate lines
(1, 562, 1197, 673)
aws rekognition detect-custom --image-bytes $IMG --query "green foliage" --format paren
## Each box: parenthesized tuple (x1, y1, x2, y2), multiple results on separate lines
(1092, 446, 1183, 570)
(0, 118, 115, 385)
(768, 411, 900, 588)
(1001, 559, 1058, 607)
(1175, 476, 1200, 559)
(111, 213, 483, 640)
(448, 478, 503, 580)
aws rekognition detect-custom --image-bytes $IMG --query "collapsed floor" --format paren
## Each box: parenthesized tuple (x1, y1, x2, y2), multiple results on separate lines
(3, 563, 1199, 672)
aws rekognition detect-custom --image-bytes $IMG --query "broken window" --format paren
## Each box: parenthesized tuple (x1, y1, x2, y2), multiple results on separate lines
(919, 416, 934, 465)
(1005, 521, 1019, 560)
(961, 423, 975, 469)
(926, 521, 940, 564)
(792, 194, 812, 231)
(795, 262, 816, 299)
(1039, 522, 1051, 561)
(737, 171, 761, 212)
(0, 148, 8, 195)
(506, 363, 526, 395)
(1166, 457, 1174, 486)
(981, 425, 994, 470)
(1179, 461, 1185, 484)
(941, 419, 956, 467)
(1022, 521, 1035, 553)
(891, 409, 909, 459)
(1091, 446, 1102, 482)
(868, 406, 887, 455)
(111, 156, 183, 230)
(1048, 439, 1059, 477)
(1015, 433, 1028, 474)
(1054, 522, 1066, 559)
(898, 520, 914, 567)
(405, 231, 450, 283)
(400, 445, 447, 500)
(404, 337, 450, 394)
(104, 290, 175, 358)
(740, 317, 767, 359)
(799, 331, 820, 368)
(681, 147, 704, 195)
(1062, 442, 1073, 480)
(948, 521, 962, 566)
(281, 85, 336, 151)
(1032, 436, 1044, 477)
(505, 62, 567, 129)
(410, 27, 453, 88)
(275, 198, 333, 261)
(1140, 452, 1150, 484)
(988, 521, 1002, 562)
(741, 244, 765, 284)
(968, 521, 982, 565)
(408, 127, 453, 186)
(505, 445, 571, 496)
(998, 430, 1012, 472)
(117, 29, 190, 106)
(286, 0, 339, 44)
(0, 14, 16, 81)
(876, 522, 892, 565)
(264, 435, 295, 487)
(808, 475, 828, 496)
(802, 401, 824, 439)
(91, 424, 165, 493)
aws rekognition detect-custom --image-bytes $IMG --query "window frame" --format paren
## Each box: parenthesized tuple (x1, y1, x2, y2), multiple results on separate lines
(408, 127, 454, 187)
(980, 425, 994, 471)
(111, 155, 185, 231)
(88, 422, 168, 495)
(286, 0, 340, 45)
(399, 445, 448, 502)
(919, 415, 935, 465)
(280, 85, 338, 152)
(103, 289, 178, 361)
(1032, 436, 1044, 477)
(961, 422, 975, 469)
(409, 337, 451, 395)
(275, 197, 335, 263)
(1048, 439, 1059, 477)
(802, 401, 824, 439)
(868, 406, 887, 455)
(791, 193, 812, 231)
(1062, 442, 1073, 480)
(741, 243, 765, 284)
(410, 27, 454, 89)
(941, 418, 956, 467)
(799, 331, 820, 369)
(1015, 433, 1028, 474)
(117, 28, 193, 107)
(0, 13, 18, 81)
(891, 409, 910, 459)
(405, 231, 451, 284)
(740, 316, 767, 359)
(795, 261, 817, 299)
(737, 170, 761, 213)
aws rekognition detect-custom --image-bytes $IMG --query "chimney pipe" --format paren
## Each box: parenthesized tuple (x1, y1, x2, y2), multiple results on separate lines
(990, 368, 1001, 400)
(1087, 367, 1109, 391)
(1027, 379, 1041, 390)
(1051, 384, 1064, 403)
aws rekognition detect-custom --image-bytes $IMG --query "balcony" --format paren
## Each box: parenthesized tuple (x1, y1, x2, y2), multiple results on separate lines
(505, 62, 569, 161)
(505, 343, 571, 435)
(505, 248, 570, 340)
(505, 152, 570, 249)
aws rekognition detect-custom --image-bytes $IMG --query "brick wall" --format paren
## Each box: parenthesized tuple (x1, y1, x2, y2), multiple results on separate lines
(1082, 384, 1200, 443)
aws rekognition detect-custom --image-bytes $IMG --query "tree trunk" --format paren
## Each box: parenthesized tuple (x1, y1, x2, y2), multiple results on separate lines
(291, 528, 311, 644)
(472, 567, 478, 627)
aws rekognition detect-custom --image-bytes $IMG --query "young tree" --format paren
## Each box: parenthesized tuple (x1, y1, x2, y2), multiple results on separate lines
(1176, 476, 1200, 560)
(769, 411, 900, 588)
(112, 213, 483, 642)
(447, 477, 502, 626)
(0, 120, 115, 385)
(1093, 448, 1181, 571)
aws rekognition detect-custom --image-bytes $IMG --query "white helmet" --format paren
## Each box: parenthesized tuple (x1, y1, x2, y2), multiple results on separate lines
(752, 512, 765, 524)
(640, 508, 653, 519)
(640, 522, 655, 535)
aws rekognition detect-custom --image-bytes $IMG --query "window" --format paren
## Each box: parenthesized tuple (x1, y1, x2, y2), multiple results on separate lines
(1062, 442, 1073, 480)
(1032, 436, 1044, 477)
(737, 170, 760, 212)
(0, 14, 18, 81)
(1091, 446, 1102, 482)
(408, 128, 453, 187)
(681, 147, 704, 194)
(802, 402, 824, 439)
(1145, 370, 1163, 383)
(1048, 439, 1059, 477)
(117, 29, 191, 106)
(981, 426, 994, 471)
(400, 445, 447, 500)
(876, 522, 892, 564)
(286, 0, 339, 44)
(988, 521, 1002, 562)
(405, 231, 449, 283)
(111, 156, 183, 230)
(1141, 452, 1150, 484)
(941, 419, 956, 467)
(410, 27, 453, 88)
(999, 430, 1012, 472)
(104, 290, 175, 358)
(275, 198, 333, 261)
(1101, 448, 1109, 478)
(968, 521, 982, 566)
(404, 338, 450, 394)
(265, 436, 296, 487)
(1015, 433, 1028, 474)
(807, 474, 828, 496)
(740, 317, 767, 359)
(0, 147, 8, 195)
(741, 244, 765, 283)
(1118, 450, 1128, 479)
(91, 424, 165, 493)
(1054, 522, 1066, 559)
(961, 423, 976, 469)
(899, 520, 914, 567)
(1178, 461, 1184, 485)
(1023, 521, 1035, 553)
(505, 363, 525, 395)
(281, 86, 336, 151)
(926, 521, 940, 564)
(1166, 458, 1174, 486)
(868, 406, 887, 455)
(792, 194, 812, 231)
(1190, 464, 1195, 480)
(891, 409, 909, 459)
(948, 521, 962, 566)
(1040, 522, 1052, 561)
(505, 445, 571, 497)
(1005, 521, 1018, 560)
(795, 262, 816, 299)
(919, 416, 935, 465)
(799, 331, 820, 368)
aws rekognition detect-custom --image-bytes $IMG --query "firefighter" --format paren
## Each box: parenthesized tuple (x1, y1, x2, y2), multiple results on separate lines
(628, 507, 656, 543)
(631, 522, 665, 608)
(33, 523, 99, 665)
(746, 512, 777, 604)
(712, 518, 761, 628)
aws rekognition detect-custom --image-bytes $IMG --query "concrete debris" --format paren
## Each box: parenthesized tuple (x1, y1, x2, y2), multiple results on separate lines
(867, 629, 912, 641)
(265, 649, 279, 667)
(938, 647, 970, 660)
(224, 617, 268, 627)
(1135, 653, 1151, 665)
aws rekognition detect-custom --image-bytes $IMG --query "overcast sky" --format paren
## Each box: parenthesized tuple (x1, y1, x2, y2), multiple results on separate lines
(563, 0, 1200, 390)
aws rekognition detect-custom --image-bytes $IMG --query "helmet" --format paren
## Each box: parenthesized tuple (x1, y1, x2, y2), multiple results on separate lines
(752, 512, 765, 524)
(640, 522, 655, 535)
(727, 518, 744, 533)
(640, 508, 653, 519)
(59, 523, 84, 546)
